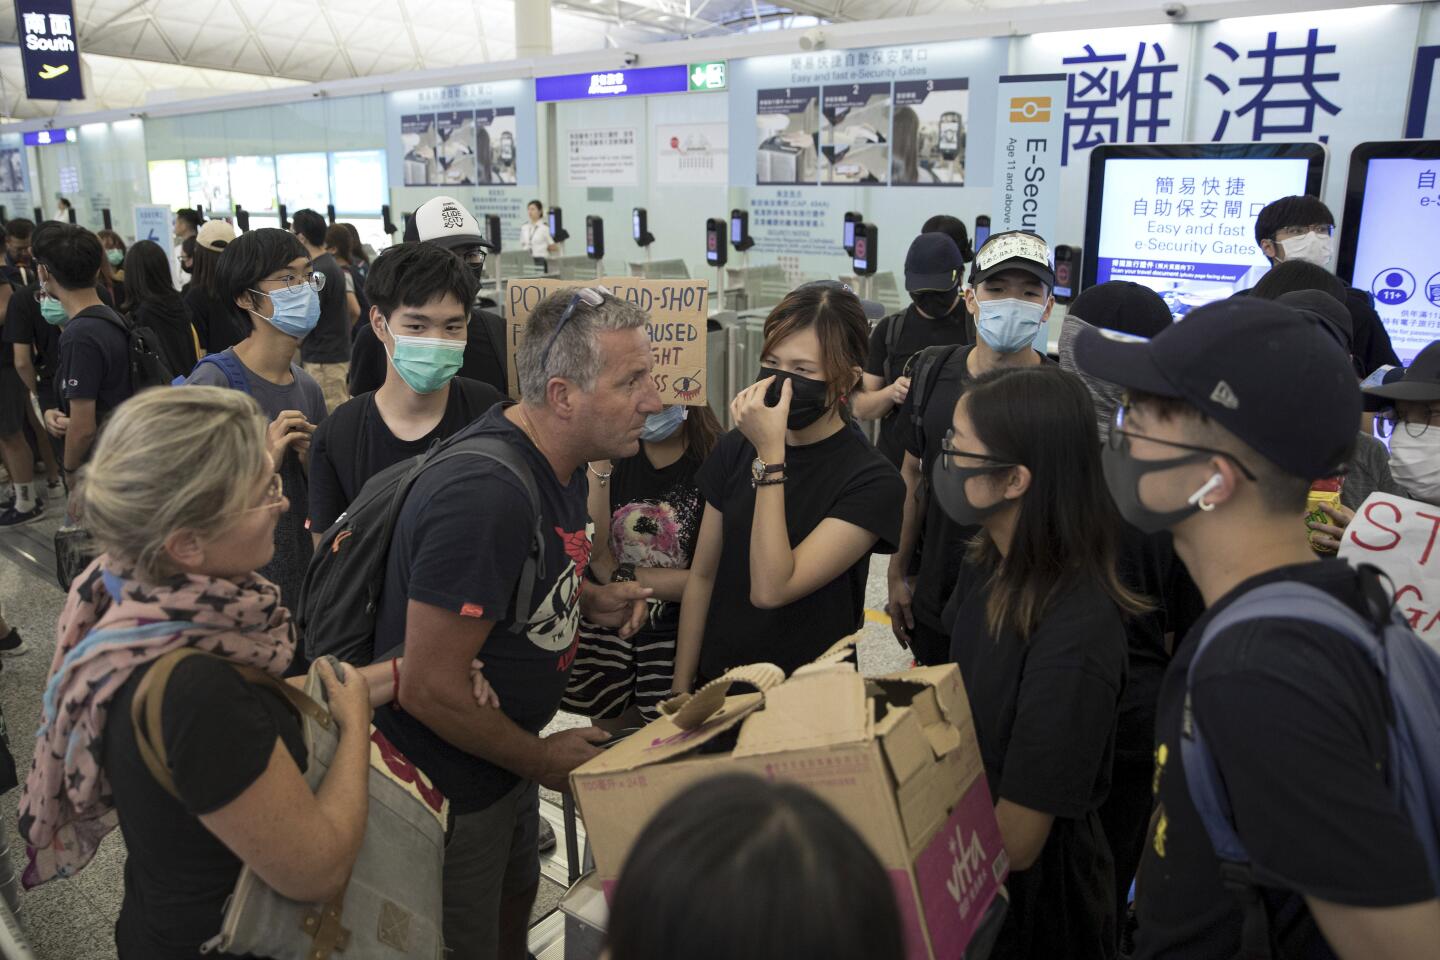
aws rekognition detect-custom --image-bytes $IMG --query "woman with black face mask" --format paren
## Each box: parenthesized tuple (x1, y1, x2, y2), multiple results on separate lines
(672, 282, 904, 691)
(934, 365, 1148, 960)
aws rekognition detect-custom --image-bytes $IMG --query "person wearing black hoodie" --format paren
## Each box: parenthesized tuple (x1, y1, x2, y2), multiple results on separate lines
(121, 240, 199, 379)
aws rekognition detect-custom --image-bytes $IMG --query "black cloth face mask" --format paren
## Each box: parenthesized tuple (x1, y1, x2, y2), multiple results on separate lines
(912, 287, 960, 320)
(1101, 438, 1214, 533)
(930, 455, 1014, 525)
(759, 366, 830, 430)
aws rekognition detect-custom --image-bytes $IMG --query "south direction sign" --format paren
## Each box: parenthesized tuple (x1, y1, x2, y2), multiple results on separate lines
(15, 0, 85, 100)
(688, 61, 727, 92)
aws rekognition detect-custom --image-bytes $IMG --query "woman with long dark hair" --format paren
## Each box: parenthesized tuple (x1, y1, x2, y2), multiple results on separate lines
(185, 222, 245, 354)
(563, 403, 723, 730)
(673, 281, 903, 690)
(935, 365, 1147, 959)
(121, 239, 200, 378)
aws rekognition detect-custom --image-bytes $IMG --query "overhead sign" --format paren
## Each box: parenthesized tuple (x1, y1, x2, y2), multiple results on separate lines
(15, 0, 84, 101)
(22, 128, 75, 146)
(689, 61, 727, 92)
(1338, 491, 1440, 652)
(537, 63, 725, 102)
(991, 74, 1066, 241)
(505, 278, 708, 405)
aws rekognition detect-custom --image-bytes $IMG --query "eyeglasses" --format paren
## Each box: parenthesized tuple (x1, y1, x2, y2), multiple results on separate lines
(226, 473, 285, 518)
(1110, 402, 1258, 481)
(939, 429, 1017, 472)
(1274, 223, 1334, 241)
(457, 245, 489, 270)
(257, 270, 325, 294)
(538, 287, 607, 373)
(1375, 407, 1437, 440)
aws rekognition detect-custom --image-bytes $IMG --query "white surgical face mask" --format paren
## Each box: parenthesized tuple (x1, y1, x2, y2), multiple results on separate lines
(1279, 232, 1334, 268)
(1388, 428, 1440, 503)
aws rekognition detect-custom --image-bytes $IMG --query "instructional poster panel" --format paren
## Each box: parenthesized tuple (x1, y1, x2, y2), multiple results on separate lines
(756, 87, 819, 185)
(821, 82, 891, 185)
(484, 108, 518, 184)
(402, 114, 439, 186)
(566, 129, 639, 186)
(1093, 155, 1312, 316)
(0, 148, 26, 193)
(504, 278, 708, 405)
(655, 123, 729, 185)
(1347, 157, 1440, 364)
(892, 78, 968, 186)
(436, 110, 476, 185)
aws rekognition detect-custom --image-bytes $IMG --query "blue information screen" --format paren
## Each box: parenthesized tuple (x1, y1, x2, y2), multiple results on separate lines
(1349, 157, 1440, 364)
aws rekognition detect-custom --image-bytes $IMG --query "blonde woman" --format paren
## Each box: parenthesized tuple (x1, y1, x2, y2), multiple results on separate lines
(18, 387, 493, 959)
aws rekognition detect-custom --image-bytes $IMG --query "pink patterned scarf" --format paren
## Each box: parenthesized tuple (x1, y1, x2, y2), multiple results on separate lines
(18, 555, 295, 888)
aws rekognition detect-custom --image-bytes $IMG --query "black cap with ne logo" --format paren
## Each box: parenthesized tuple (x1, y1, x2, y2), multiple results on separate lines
(1073, 297, 1360, 481)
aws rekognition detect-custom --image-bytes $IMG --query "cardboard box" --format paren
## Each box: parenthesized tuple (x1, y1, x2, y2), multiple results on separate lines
(571, 654, 1009, 960)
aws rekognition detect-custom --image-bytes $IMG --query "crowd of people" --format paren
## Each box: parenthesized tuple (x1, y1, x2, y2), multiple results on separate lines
(0, 189, 1433, 960)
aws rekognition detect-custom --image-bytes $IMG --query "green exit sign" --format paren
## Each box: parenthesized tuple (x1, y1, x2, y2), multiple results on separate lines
(689, 61, 727, 92)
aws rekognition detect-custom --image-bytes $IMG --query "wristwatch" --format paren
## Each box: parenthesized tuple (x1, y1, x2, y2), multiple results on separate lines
(750, 457, 786, 488)
(610, 563, 638, 584)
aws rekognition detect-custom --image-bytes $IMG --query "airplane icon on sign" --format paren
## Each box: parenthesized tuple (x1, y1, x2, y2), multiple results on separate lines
(37, 64, 69, 80)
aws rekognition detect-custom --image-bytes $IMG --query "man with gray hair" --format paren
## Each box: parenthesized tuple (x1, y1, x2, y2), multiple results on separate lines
(371, 286, 661, 959)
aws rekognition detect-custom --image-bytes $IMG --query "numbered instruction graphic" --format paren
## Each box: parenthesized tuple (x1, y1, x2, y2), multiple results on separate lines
(1350, 158, 1440, 364)
(893, 78, 969, 186)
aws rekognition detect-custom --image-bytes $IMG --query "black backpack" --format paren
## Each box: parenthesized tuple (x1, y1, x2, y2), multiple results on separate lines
(298, 430, 547, 665)
(91, 306, 175, 391)
(881, 310, 907, 383)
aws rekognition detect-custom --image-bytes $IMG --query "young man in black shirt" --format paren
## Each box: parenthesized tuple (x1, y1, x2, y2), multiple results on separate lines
(33, 223, 132, 484)
(1074, 298, 1440, 959)
(308, 242, 502, 537)
(1250, 195, 1398, 377)
(348, 196, 506, 397)
(372, 288, 657, 958)
(853, 231, 971, 467)
(292, 208, 350, 411)
(888, 230, 1056, 665)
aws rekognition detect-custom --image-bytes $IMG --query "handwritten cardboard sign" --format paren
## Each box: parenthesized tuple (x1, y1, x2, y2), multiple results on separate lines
(504, 276, 708, 405)
(1338, 492, 1440, 650)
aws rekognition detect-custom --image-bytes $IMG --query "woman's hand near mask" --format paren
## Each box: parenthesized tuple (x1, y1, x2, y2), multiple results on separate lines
(733, 376, 791, 463)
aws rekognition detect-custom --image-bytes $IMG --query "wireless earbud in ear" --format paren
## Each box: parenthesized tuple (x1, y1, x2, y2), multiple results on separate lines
(1188, 473, 1224, 512)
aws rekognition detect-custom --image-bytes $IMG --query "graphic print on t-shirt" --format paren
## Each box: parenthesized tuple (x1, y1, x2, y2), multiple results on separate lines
(525, 526, 591, 657)
(611, 482, 701, 569)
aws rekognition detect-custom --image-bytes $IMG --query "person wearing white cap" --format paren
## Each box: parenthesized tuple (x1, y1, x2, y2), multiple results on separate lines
(349, 196, 506, 397)
(184, 219, 245, 355)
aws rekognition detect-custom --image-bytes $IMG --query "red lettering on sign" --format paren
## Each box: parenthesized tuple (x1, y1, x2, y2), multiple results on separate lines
(1417, 511, 1440, 565)
(1350, 500, 1403, 552)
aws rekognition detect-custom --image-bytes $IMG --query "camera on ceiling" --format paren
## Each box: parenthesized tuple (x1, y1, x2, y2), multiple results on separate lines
(621, 51, 639, 68)
(1162, 3, 1187, 19)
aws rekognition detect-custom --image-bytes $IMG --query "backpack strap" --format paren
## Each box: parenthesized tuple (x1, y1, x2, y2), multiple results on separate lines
(909, 344, 963, 461)
(130, 647, 328, 800)
(1180, 580, 1391, 960)
(175, 352, 252, 394)
(881, 311, 905, 384)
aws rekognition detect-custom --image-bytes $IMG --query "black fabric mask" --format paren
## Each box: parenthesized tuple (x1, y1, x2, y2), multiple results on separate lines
(930, 455, 1013, 525)
(759, 366, 830, 430)
(912, 288, 960, 319)
(1101, 439, 1213, 533)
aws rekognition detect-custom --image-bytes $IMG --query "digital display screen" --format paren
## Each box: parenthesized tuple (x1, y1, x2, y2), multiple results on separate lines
(329, 150, 386, 215)
(854, 235, 868, 271)
(147, 160, 188, 212)
(633, 211, 642, 240)
(228, 155, 278, 214)
(975, 223, 990, 248)
(587, 222, 597, 255)
(549, 212, 559, 236)
(1054, 259, 1073, 300)
(844, 219, 856, 249)
(1346, 156, 1440, 364)
(731, 216, 743, 245)
(1092, 156, 1311, 318)
(276, 153, 330, 213)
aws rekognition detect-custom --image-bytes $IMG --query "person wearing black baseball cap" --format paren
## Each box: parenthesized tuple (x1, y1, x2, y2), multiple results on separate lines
(1074, 298, 1440, 960)
(887, 230, 1056, 666)
(852, 231, 970, 468)
(349, 196, 509, 397)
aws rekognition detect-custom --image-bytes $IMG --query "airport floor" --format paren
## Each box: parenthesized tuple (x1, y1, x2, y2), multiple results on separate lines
(0, 504, 908, 958)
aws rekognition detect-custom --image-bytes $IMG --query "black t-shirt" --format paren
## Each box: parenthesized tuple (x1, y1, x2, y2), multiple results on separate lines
(185, 286, 247, 356)
(306, 377, 504, 532)
(694, 424, 903, 678)
(131, 297, 197, 381)
(372, 406, 590, 813)
(345, 265, 371, 336)
(899, 347, 1055, 632)
(1135, 559, 1435, 960)
(606, 442, 705, 570)
(948, 564, 1128, 959)
(104, 654, 305, 960)
(349, 306, 509, 398)
(865, 305, 970, 466)
(300, 252, 350, 364)
(56, 305, 133, 417)
(4, 282, 60, 397)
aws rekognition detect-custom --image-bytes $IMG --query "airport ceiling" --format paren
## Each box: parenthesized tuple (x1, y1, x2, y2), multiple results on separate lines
(0, 0, 1033, 119)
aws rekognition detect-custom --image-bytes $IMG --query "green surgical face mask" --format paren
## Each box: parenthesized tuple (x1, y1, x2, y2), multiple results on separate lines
(106, 249, 124, 267)
(39, 295, 67, 326)
(383, 321, 466, 394)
